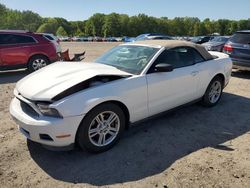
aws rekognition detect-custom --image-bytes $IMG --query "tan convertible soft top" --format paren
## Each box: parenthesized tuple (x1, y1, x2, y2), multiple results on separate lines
(131, 40, 214, 61)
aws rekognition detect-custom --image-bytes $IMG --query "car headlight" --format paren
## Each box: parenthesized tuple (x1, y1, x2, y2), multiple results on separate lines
(36, 103, 62, 118)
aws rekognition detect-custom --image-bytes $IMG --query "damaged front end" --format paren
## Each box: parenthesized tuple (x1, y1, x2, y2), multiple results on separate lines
(52, 75, 130, 101)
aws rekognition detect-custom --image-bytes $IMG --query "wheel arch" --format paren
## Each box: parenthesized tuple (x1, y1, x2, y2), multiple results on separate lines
(74, 100, 130, 146)
(90, 100, 130, 127)
(27, 53, 50, 65)
(212, 73, 225, 87)
(202, 72, 226, 98)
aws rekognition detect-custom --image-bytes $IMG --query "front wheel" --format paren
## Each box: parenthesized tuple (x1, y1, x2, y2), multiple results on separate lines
(28, 55, 49, 72)
(77, 103, 125, 153)
(201, 77, 223, 107)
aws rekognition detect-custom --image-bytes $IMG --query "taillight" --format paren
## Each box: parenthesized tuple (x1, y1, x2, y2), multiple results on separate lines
(223, 44, 233, 54)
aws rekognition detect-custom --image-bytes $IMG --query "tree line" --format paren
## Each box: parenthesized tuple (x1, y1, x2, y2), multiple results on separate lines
(1, 3, 250, 37)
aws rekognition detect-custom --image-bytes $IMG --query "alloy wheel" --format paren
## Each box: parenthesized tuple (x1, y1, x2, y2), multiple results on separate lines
(88, 111, 120, 147)
(32, 59, 47, 70)
(208, 81, 222, 103)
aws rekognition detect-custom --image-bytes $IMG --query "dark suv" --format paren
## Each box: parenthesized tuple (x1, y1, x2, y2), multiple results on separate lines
(223, 30, 250, 70)
(0, 30, 59, 72)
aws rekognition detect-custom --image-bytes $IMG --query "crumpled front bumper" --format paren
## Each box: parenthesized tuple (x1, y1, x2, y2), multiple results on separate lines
(10, 97, 84, 147)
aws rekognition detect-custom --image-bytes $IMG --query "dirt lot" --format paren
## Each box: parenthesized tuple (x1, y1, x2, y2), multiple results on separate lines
(0, 42, 250, 188)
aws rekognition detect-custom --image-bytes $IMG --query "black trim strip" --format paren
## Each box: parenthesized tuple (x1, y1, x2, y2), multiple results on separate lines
(52, 75, 128, 101)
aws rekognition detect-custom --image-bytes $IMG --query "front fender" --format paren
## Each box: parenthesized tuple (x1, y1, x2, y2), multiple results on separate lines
(51, 76, 148, 122)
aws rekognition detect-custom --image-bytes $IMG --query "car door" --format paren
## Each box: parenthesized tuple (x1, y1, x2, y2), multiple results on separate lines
(146, 47, 204, 116)
(0, 34, 36, 66)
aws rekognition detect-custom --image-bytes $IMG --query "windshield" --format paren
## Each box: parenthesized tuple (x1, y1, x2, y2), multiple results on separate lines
(95, 45, 160, 74)
(211, 36, 229, 42)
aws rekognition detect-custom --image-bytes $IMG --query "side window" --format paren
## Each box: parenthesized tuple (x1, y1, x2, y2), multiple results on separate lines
(44, 35, 54, 41)
(14, 35, 36, 44)
(192, 48, 205, 63)
(148, 47, 204, 73)
(0, 34, 13, 45)
(157, 49, 180, 67)
(0, 34, 36, 45)
(178, 47, 205, 65)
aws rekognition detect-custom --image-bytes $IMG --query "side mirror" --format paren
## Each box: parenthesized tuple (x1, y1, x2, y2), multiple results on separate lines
(154, 63, 173, 72)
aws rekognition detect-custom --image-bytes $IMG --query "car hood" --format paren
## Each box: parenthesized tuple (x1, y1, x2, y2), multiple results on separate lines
(16, 62, 131, 101)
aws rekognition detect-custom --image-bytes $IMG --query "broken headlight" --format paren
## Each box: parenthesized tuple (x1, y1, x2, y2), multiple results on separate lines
(36, 103, 62, 118)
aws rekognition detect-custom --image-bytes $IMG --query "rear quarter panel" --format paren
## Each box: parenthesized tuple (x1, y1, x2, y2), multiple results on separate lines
(30, 34, 58, 62)
(28, 42, 57, 62)
(196, 51, 232, 97)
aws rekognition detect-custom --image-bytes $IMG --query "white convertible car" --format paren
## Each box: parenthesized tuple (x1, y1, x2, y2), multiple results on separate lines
(10, 40, 232, 152)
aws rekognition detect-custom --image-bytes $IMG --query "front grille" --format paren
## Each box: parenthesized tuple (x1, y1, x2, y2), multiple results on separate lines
(19, 99, 39, 117)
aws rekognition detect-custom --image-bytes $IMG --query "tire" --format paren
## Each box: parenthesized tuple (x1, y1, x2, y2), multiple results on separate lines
(76, 103, 126, 153)
(201, 76, 223, 107)
(28, 55, 49, 72)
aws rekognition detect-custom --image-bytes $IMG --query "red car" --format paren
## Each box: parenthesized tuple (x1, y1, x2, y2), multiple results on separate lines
(0, 30, 59, 72)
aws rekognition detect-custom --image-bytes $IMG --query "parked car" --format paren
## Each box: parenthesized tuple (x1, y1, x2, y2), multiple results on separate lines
(106, 37, 118, 42)
(58, 36, 70, 42)
(223, 30, 250, 70)
(191, 36, 214, 44)
(202, 36, 230, 52)
(71, 36, 82, 42)
(134, 33, 172, 41)
(80, 36, 89, 42)
(88, 36, 94, 42)
(115, 37, 123, 42)
(93, 36, 103, 42)
(122, 36, 135, 42)
(0, 30, 59, 72)
(10, 40, 232, 152)
(42, 33, 61, 53)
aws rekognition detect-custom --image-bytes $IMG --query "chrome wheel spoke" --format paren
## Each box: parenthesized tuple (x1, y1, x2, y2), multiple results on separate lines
(102, 134, 106, 145)
(108, 130, 116, 136)
(32, 62, 38, 69)
(89, 128, 99, 138)
(107, 113, 117, 125)
(97, 134, 102, 145)
(95, 114, 103, 124)
(109, 127, 118, 132)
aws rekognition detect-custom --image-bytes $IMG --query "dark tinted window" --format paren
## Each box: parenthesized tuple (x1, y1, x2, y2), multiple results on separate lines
(0, 34, 36, 45)
(0, 34, 14, 44)
(44, 35, 54, 40)
(192, 48, 205, 63)
(202, 36, 212, 42)
(150, 36, 171, 40)
(148, 47, 204, 73)
(230, 33, 250, 44)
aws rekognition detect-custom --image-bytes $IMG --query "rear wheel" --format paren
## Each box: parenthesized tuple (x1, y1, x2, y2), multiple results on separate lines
(201, 76, 223, 107)
(28, 55, 49, 72)
(77, 103, 125, 153)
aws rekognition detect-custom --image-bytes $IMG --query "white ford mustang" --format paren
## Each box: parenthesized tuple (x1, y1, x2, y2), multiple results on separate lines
(10, 40, 232, 152)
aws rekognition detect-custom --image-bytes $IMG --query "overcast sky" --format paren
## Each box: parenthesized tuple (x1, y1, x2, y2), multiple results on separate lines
(1, 0, 249, 21)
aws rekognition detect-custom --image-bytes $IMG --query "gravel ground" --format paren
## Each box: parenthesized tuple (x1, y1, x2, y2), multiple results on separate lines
(0, 42, 250, 188)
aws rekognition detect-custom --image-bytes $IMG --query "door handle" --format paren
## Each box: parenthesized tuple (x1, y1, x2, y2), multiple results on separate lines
(191, 71, 199, 76)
